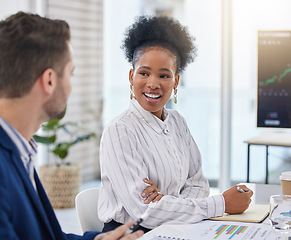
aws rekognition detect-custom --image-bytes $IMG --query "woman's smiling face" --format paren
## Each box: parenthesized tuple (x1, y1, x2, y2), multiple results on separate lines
(129, 47, 180, 119)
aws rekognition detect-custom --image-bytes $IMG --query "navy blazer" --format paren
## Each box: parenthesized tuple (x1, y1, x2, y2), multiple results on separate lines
(0, 126, 99, 240)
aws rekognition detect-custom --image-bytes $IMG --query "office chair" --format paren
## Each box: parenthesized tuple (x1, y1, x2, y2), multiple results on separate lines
(75, 188, 104, 232)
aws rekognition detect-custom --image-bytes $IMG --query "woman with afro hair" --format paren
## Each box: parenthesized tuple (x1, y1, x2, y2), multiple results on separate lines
(98, 16, 253, 233)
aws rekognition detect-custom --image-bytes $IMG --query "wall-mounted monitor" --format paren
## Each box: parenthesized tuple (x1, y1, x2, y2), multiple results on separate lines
(257, 30, 291, 128)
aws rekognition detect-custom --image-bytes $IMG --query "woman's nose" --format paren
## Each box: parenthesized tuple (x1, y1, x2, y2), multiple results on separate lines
(146, 76, 160, 89)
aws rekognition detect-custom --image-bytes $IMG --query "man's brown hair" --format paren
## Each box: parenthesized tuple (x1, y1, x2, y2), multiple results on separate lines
(0, 11, 71, 98)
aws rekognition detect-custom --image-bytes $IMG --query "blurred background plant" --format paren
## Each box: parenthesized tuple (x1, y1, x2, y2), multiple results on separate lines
(33, 119, 96, 165)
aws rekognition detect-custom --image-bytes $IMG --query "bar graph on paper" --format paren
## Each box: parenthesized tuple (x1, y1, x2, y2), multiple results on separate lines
(213, 224, 248, 239)
(181, 221, 274, 240)
(199, 223, 268, 239)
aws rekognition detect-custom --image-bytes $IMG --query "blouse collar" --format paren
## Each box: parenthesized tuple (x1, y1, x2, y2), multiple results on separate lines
(129, 98, 170, 134)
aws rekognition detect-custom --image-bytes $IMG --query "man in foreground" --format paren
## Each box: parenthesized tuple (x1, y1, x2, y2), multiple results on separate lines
(0, 11, 143, 240)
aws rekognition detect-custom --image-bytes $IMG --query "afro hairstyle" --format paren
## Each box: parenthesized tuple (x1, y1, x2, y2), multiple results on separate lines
(122, 15, 197, 73)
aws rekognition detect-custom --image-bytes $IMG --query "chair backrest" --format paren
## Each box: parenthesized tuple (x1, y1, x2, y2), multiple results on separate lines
(75, 188, 104, 233)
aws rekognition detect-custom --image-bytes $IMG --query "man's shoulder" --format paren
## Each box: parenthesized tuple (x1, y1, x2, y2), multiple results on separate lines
(0, 126, 21, 171)
(0, 125, 17, 152)
(0, 135, 15, 180)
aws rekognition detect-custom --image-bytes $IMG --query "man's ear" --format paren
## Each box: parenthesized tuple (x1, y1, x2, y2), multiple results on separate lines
(39, 68, 57, 95)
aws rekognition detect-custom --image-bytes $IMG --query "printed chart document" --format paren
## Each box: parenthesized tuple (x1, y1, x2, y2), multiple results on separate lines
(180, 221, 284, 240)
(209, 204, 269, 223)
(149, 221, 286, 240)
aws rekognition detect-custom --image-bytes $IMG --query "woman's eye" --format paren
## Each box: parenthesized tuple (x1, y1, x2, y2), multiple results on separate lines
(160, 74, 170, 79)
(140, 72, 149, 76)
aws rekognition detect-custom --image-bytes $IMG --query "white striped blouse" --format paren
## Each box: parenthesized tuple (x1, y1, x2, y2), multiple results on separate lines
(98, 98, 224, 229)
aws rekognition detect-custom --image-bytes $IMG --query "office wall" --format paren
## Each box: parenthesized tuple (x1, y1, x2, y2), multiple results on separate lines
(47, 0, 103, 181)
(0, 1, 29, 19)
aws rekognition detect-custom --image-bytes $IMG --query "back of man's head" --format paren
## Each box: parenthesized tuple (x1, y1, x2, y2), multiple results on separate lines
(0, 11, 71, 98)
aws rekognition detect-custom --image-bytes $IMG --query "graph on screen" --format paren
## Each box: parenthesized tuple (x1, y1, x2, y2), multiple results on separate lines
(257, 30, 291, 128)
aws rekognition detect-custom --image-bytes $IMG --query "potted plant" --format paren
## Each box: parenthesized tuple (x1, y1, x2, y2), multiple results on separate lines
(34, 119, 96, 208)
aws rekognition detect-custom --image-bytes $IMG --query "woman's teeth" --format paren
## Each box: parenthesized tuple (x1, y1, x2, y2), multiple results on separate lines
(144, 93, 160, 99)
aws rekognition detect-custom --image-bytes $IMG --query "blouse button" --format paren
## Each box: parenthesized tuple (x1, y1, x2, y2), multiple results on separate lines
(163, 129, 169, 134)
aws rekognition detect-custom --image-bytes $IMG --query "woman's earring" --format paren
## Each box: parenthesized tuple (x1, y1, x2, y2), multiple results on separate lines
(130, 84, 133, 100)
(174, 88, 178, 104)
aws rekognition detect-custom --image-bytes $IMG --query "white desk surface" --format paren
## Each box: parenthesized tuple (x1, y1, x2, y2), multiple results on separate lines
(139, 183, 282, 240)
(241, 182, 281, 205)
(140, 223, 193, 240)
(244, 132, 291, 147)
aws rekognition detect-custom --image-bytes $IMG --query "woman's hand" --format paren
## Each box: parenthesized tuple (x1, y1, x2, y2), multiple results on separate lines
(141, 178, 164, 204)
(222, 185, 253, 214)
(94, 222, 144, 240)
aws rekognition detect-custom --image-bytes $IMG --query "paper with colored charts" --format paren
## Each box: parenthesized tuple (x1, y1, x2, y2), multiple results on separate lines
(179, 221, 283, 240)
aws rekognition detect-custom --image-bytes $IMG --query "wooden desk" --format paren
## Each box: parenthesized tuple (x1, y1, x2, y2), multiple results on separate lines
(244, 132, 291, 184)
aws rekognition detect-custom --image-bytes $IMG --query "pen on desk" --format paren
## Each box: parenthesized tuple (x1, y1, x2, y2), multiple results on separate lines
(237, 186, 245, 193)
(125, 212, 149, 234)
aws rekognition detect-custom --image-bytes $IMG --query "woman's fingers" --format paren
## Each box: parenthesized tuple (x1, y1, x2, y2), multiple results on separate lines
(142, 178, 164, 204)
